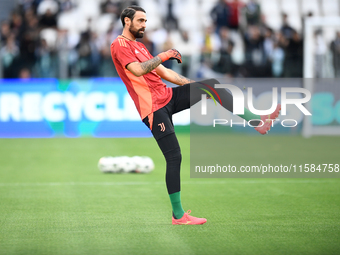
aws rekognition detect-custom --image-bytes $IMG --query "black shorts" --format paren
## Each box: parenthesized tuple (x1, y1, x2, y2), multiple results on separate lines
(142, 84, 190, 140)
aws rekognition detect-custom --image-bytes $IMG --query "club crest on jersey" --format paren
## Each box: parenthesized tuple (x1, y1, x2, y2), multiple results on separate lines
(141, 48, 148, 55)
(158, 123, 165, 132)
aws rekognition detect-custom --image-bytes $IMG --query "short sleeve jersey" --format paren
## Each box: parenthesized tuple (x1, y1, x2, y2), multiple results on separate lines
(111, 36, 172, 120)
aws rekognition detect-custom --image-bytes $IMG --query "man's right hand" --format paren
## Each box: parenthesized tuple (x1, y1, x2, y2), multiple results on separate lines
(157, 49, 182, 63)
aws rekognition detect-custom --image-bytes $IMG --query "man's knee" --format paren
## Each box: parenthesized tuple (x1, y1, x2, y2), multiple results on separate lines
(164, 147, 182, 164)
(201, 78, 220, 87)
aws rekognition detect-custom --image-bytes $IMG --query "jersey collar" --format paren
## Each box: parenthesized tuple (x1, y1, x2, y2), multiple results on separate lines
(119, 35, 135, 41)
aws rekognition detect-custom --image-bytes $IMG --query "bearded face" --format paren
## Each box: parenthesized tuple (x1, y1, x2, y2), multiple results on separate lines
(129, 21, 145, 39)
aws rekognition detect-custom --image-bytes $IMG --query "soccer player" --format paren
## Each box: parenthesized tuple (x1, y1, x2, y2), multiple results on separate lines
(111, 6, 280, 225)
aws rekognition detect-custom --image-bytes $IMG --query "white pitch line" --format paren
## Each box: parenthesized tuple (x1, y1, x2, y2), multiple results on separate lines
(0, 179, 338, 187)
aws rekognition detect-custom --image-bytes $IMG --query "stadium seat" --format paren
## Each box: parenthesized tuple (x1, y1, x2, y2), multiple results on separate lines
(281, 0, 299, 16)
(58, 9, 87, 33)
(77, 0, 100, 19)
(95, 14, 115, 34)
(58, 10, 77, 32)
(40, 28, 58, 48)
(265, 14, 282, 30)
(199, 0, 218, 27)
(322, 0, 339, 16)
(301, 0, 320, 16)
(177, 0, 200, 31)
(143, 0, 162, 31)
(260, 0, 281, 29)
(288, 14, 302, 32)
(260, 0, 280, 15)
(37, 0, 59, 15)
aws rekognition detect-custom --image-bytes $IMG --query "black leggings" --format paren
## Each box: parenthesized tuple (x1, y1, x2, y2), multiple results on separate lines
(145, 79, 258, 194)
(156, 133, 182, 194)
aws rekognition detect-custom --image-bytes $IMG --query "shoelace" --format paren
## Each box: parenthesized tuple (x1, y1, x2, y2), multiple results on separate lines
(173, 210, 192, 221)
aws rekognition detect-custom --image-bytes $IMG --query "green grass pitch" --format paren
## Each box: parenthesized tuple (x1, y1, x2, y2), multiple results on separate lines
(0, 133, 339, 255)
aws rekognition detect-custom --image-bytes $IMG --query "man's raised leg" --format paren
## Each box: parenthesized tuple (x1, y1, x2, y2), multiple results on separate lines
(188, 79, 281, 134)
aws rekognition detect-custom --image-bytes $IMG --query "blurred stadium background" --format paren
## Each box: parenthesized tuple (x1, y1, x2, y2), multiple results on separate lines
(0, 0, 340, 79)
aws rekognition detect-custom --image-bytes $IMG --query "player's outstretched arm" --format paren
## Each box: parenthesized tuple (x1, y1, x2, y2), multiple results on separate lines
(156, 64, 195, 86)
(126, 49, 183, 77)
(126, 57, 163, 77)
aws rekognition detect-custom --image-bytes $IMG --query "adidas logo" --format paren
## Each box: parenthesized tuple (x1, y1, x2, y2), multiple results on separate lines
(135, 49, 139, 54)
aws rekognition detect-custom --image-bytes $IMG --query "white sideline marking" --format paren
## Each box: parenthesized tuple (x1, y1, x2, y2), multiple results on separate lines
(0, 179, 337, 187)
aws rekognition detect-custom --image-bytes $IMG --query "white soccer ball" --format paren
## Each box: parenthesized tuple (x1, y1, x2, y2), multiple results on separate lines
(138, 156, 155, 173)
(98, 156, 154, 174)
(131, 156, 144, 172)
(98, 156, 120, 173)
(118, 156, 136, 173)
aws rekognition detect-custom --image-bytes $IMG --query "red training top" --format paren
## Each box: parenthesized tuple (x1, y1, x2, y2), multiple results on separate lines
(111, 36, 172, 120)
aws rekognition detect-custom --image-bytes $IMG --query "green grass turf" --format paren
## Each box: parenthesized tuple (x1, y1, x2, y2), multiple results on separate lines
(0, 134, 339, 255)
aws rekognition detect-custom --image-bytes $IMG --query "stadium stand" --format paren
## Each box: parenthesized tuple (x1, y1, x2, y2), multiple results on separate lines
(0, 0, 339, 79)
